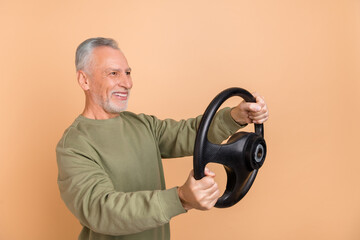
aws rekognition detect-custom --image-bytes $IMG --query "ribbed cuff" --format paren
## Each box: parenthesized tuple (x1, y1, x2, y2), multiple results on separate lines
(221, 107, 247, 132)
(157, 187, 187, 222)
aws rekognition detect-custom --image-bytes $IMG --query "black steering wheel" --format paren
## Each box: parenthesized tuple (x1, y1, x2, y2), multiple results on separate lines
(193, 87, 267, 208)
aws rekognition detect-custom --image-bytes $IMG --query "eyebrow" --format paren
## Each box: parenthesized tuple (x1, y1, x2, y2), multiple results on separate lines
(106, 67, 132, 72)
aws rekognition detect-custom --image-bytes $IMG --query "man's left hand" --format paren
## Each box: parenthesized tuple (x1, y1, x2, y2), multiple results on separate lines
(230, 92, 269, 125)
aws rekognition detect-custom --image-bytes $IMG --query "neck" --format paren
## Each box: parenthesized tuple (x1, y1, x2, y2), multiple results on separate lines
(82, 98, 120, 120)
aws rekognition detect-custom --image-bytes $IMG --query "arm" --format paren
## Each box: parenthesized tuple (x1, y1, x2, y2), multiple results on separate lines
(56, 140, 186, 236)
(151, 107, 243, 158)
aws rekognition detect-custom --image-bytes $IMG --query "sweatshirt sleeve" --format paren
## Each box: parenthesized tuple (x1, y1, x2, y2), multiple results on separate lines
(151, 107, 244, 158)
(56, 135, 186, 236)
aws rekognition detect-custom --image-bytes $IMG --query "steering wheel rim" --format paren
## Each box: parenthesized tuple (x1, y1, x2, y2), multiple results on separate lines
(193, 87, 266, 208)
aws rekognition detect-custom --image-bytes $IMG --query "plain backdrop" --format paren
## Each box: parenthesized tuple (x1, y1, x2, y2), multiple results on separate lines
(0, 0, 359, 239)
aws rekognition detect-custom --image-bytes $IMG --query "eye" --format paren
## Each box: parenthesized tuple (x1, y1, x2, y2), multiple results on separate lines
(126, 71, 131, 76)
(110, 72, 118, 76)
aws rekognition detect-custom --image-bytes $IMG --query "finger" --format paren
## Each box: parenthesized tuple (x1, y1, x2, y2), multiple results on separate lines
(208, 197, 219, 208)
(201, 181, 219, 198)
(251, 114, 269, 124)
(252, 116, 269, 124)
(209, 182, 220, 198)
(255, 96, 266, 108)
(252, 92, 265, 100)
(204, 167, 216, 177)
(246, 103, 262, 112)
(249, 111, 269, 120)
(249, 111, 267, 120)
(208, 186, 220, 200)
(252, 92, 260, 98)
(207, 188, 221, 205)
(252, 92, 266, 105)
(187, 169, 198, 185)
(249, 104, 268, 116)
(199, 176, 216, 189)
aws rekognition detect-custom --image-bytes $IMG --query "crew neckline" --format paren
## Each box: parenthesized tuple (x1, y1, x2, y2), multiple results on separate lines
(76, 113, 124, 124)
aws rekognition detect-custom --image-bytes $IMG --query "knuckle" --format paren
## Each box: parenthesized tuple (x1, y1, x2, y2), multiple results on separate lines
(189, 184, 198, 192)
(215, 191, 221, 198)
(189, 186, 196, 192)
(204, 177, 214, 185)
(195, 195, 202, 203)
(200, 202, 212, 210)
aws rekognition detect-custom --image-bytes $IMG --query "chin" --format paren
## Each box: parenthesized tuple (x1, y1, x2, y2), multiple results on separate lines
(105, 102, 128, 113)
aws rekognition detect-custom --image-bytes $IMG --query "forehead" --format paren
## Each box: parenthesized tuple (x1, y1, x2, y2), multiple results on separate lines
(91, 46, 129, 69)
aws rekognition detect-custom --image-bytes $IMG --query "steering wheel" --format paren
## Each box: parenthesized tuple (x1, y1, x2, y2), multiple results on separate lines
(193, 87, 267, 208)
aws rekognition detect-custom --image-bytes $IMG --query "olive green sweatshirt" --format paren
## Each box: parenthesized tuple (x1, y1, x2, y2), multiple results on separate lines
(56, 107, 242, 240)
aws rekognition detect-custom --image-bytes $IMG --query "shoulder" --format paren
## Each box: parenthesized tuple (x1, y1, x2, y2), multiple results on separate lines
(56, 117, 91, 150)
(121, 111, 161, 127)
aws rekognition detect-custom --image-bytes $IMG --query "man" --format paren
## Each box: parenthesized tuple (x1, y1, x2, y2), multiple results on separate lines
(56, 37, 269, 240)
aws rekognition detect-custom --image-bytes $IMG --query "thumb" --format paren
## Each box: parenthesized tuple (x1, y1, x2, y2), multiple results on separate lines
(204, 167, 216, 177)
(189, 169, 194, 178)
(239, 101, 260, 112)
(247, 103, 261, 112)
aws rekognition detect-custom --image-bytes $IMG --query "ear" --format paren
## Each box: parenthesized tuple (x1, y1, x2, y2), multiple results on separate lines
(77, 70, 90, 91)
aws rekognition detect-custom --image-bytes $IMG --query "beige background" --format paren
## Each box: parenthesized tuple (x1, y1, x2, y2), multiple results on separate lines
(1, 0, 359, 239)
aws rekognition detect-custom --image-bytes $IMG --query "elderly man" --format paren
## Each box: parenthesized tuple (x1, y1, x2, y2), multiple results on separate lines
(56, 37, 269, 240)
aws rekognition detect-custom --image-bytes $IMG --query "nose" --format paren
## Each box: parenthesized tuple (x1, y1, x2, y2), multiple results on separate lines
(119, 74, 133, 90)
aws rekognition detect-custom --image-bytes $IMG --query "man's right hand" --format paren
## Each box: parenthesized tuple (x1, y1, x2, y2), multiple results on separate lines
(177, 168, 220, 211)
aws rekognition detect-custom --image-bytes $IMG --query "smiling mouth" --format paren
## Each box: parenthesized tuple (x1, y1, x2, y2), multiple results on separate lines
(112, 91, 129, 100)
(114, 92, 127, 97)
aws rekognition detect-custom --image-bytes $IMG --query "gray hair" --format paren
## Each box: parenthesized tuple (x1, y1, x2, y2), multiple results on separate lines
(75, 37, 120, 72)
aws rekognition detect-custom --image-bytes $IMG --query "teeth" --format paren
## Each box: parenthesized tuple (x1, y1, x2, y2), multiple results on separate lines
(114, 93, 127, 97)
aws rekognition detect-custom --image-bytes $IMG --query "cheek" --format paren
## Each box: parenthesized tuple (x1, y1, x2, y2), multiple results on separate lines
(94, 79, 113, 94)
